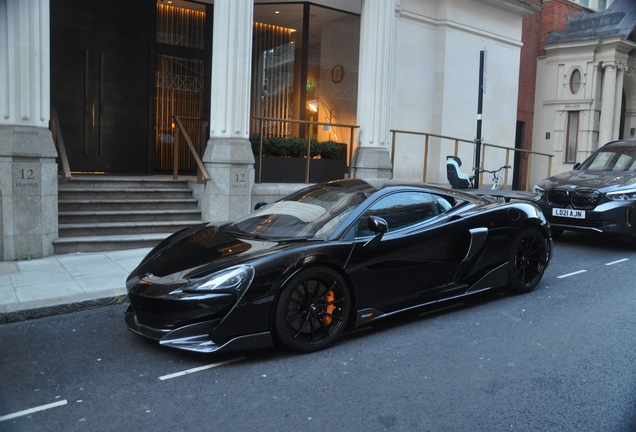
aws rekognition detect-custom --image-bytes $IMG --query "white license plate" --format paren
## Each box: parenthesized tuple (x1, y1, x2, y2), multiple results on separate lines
(552, 208, 586, 219)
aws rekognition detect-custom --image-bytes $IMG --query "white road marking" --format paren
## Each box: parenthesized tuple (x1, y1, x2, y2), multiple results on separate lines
(158, 356, 246, 381)
(606, 258, 629, 266)
(557, 270, 587, 279)
(0, 400, 68, 422)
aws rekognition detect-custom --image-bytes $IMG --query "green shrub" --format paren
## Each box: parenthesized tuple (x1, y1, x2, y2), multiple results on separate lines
(317, 140, 342, 159)
(249, 135, 269, 156)
(250, 136, 343, 159)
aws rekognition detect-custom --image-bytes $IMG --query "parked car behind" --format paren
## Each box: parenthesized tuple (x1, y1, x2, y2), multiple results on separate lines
(533, 140, 636, 239)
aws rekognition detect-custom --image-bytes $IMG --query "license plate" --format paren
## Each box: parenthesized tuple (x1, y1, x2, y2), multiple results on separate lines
(552, 208, 586, 219)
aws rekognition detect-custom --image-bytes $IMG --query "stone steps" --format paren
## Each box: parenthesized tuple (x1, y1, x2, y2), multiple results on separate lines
(54, 176, 203, 254)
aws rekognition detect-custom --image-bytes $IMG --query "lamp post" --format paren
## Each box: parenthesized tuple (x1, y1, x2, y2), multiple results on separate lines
(474, 49, 486, 189)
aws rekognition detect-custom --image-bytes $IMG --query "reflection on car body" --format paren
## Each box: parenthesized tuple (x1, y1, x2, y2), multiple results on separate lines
(533, 140, 636, 239)
(125, 178, 552, 354)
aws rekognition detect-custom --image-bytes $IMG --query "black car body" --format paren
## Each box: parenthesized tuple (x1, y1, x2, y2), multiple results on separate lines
(533, 140, 636, 239)
(125, 179, 552, 354)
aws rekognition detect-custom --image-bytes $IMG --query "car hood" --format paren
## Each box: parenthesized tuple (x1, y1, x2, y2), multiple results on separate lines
(131, 224, 288, 280)
(538, 169, 636, 191)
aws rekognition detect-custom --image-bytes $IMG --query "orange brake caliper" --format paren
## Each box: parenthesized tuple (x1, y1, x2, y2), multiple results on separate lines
(323, 290, 336, 325)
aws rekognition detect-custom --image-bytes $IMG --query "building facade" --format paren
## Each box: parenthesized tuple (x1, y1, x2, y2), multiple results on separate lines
(530, 0, 636, 185)
(0, 0, 539, 260)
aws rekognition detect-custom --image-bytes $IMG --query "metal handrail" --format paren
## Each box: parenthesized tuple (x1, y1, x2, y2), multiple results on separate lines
(389, 129, 554, 191)
(172, 116, 210, 184)
(50, 107, 72, 181)
(253, 116, 359, 183)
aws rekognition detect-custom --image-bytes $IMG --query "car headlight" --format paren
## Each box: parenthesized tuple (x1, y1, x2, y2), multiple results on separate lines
(183, 265, 255, 293)
(532, 185, 545, 196)
(606, 189, 636, 201)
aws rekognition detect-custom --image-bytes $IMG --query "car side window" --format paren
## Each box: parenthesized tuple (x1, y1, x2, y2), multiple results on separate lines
(355, 191, 447, 236)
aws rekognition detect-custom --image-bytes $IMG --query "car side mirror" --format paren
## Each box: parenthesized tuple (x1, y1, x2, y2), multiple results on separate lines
(254, 202, 267, 210)
(573, 162, 581, 170)
(364, 216, 388, 249)
(367, 215, 388, 233)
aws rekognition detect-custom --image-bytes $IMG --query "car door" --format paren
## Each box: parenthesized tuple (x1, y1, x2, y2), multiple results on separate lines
(344, 190, 470, 313)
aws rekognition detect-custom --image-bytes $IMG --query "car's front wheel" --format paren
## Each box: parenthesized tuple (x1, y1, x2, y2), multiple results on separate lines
(508, 227, 548, 294)
(274, 267, 350, 353)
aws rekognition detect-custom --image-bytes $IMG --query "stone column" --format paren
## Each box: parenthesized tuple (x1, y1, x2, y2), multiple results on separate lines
(201, 0, 255, 223)
(0, 0, 58, 260)
(612, 62, 626, 141)
(351, 0, 394, 179)
(598, 62, 617, 146)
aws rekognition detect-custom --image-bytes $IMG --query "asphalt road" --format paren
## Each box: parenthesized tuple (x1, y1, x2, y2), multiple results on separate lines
(1, 231, 635, 432)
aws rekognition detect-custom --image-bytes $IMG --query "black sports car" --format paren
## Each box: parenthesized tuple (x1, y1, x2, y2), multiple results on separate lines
(533, 140, 636, 239)
(125, 179, 552, 354)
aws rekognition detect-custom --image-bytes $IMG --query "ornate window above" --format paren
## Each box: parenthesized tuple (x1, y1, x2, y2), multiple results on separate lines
(570, 69, 582, 94)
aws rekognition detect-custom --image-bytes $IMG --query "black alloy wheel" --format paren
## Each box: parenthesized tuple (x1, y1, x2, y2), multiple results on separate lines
(274, 267, 350, 353)
(507, 227, 548, 294)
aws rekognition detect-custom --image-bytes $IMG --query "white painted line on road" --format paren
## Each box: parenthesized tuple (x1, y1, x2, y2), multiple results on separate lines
(0, 399, 68, 422)
(606, 258, 629, 266)
(159, 356, 246, 381)
(557, 269, 587, 279)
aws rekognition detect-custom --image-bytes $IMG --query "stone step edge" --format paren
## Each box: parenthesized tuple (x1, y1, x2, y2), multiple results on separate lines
(58, 187, 192, 193)
(59, 220, 203, 229)
(52, 233, 174, 244)
(59, 209, 202, 216)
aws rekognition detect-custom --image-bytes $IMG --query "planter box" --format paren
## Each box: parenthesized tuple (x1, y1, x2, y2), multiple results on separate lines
(255, 156, 348, 183)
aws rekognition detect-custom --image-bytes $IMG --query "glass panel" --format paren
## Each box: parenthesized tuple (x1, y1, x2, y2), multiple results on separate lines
(307, 5, 360, 147)
(356, 192, 439, 235)
(251, 4, 304, 138)
(570, 69, 581, 94)
(566, 111, 579, 163)
(155, 55, 205, 171)
(156, 1, 206, 49)
(250, 4, 361, 150)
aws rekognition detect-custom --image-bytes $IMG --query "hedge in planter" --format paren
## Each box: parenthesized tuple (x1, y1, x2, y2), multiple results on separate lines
(249, 135, 347, 183)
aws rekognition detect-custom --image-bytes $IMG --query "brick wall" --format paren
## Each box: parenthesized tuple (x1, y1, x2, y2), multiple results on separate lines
(538, 0, 583, 56)
(516, 0, 582, 189)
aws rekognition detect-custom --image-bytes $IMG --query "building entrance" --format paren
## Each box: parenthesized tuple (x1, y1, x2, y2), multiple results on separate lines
(50, 0, 152, 173)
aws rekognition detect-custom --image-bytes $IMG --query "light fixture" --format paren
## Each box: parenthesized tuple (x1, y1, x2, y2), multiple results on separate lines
(323, 124, 332, 131)
(308, 99, 319, 112)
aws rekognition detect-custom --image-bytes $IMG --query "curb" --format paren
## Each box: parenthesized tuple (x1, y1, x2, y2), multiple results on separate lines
(0, 294, 130, 324)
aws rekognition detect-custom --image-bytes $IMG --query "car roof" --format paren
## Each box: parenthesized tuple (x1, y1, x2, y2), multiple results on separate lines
(601, 140, 636, 149)
(322, 178, 481, 201)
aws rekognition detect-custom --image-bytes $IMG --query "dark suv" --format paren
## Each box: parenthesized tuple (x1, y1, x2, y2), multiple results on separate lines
(533, 140, 636, 239)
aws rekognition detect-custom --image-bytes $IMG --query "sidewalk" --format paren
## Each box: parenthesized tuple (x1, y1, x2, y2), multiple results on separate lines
(0, 248, 151, 324)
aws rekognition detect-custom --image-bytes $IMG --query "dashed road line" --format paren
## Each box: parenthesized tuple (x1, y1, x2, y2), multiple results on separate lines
(0, 400, 68, 422)
(557, 269, 587, 279)
(606, 258, 629, 266)
(158, 356, 246, 381)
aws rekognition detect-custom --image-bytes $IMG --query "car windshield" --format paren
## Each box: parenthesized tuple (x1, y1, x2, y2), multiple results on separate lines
(580, 146, 636, 172)
(222, 184, 370, 240)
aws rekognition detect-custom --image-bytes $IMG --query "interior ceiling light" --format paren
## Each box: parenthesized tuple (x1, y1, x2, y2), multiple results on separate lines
(308, 100, 319, 112)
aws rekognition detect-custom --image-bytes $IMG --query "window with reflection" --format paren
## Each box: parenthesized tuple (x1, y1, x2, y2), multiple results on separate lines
(251, 4, 360, 146)
(356, 192, 458, 236)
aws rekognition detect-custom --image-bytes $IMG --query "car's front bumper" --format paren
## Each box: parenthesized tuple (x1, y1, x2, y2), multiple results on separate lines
(539, 200, 636, 236)
(125, 306, 273, 353)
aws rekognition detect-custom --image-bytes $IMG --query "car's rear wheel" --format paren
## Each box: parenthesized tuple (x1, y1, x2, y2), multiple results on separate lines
(508, 227, 548, 294)
(274, 267, 350, 353)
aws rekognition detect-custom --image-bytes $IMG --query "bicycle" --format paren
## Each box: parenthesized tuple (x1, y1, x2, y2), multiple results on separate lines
(446, 156, 511, 202)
